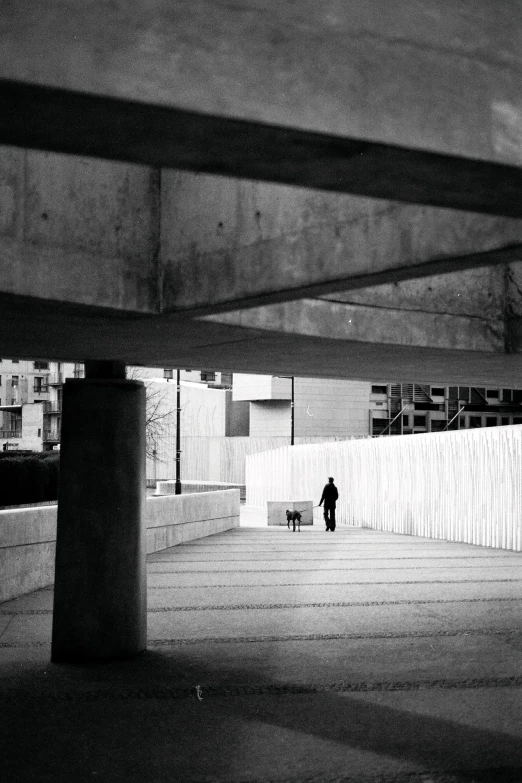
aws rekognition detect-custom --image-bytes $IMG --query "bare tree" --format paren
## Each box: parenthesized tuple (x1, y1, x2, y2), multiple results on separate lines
(126, 368, 176, 459)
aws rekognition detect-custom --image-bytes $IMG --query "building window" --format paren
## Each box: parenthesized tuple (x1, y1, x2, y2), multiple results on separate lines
(200, 371, 216, 382)
(502, 389, 513, 403)
(469, 416, 482, 428)
(371, 385, 387, 394)
(514, 417, 522, 425)
(11, 376, 18, 387)
(431, 387, 445, 396)
(163, 368, 174, 380)
(33, 377, 46, 393)
(458, 387, 470, 402)
(430, 420, 447, 432)
(402, 415, 409, 427)
(34, 361, 49, 370)
(413, 415, 426, 427)
(486, 417, 497, 427)
(486, 389, 499, 398)
(459, 417, 466, 428)
(502, 417, 510, 425)
(11, 359, 19, 363)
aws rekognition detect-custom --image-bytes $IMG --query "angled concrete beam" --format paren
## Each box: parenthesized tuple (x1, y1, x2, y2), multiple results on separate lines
(2, 79, 522, 218)
(160, 174, 522, 314)
(202, 298, 505, 354)
(2, 2, 522, 214)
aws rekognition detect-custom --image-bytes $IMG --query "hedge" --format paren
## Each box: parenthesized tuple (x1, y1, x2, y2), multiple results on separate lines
(0, 453, 59, 506)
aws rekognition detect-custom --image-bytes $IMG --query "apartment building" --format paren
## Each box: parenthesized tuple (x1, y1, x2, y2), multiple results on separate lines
(0, 360, 83, 451)
(370, 383, 522, 436)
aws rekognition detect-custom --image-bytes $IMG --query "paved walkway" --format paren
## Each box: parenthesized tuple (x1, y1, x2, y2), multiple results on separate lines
(2, 510, 522, 782)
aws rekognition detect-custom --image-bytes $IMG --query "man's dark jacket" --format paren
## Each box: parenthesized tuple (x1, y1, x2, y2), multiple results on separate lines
(320, 482, 339, 507)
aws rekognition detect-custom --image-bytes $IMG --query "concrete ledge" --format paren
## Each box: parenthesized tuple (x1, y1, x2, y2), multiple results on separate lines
(156, 480, 246, 502)
(0, 490, 240, 603)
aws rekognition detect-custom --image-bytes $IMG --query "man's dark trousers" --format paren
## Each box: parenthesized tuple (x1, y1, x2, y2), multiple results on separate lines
(324, 505, 336, 531)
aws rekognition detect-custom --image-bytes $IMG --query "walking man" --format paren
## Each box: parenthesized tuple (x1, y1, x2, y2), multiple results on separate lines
(319, 476, 338, 532)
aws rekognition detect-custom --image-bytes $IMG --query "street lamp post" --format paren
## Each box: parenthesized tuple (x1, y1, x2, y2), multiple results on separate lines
(291, 376, 295, 446)
(175, 368, 181, 494)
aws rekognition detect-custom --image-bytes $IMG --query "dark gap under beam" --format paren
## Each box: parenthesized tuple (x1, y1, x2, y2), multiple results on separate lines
(2, 79, 522, 218)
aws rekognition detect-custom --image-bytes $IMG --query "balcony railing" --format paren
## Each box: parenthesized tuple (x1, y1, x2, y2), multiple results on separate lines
(0, 430, 22, 439)
(43, 429, 60, 442)
(34, 384, 49, 394)
(48, 373, 63, 385)
(43, 401, 62, 413)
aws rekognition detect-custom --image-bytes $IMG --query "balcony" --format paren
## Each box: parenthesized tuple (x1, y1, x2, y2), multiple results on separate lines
(33, 383, 49, 394)
(0, 430, 22, 439)
(43, 401, 61, 414)
(48, 373, 63, 385)
(43, 429, 60, 442)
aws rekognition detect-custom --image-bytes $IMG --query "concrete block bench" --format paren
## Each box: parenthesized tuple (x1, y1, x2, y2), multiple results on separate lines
(267, 500, 313, 526)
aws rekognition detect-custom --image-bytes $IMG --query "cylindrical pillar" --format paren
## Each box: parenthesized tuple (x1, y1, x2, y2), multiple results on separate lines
(51, 375, 146, 662)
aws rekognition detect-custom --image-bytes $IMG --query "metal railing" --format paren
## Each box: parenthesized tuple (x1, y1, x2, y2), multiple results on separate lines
(0, 430, 21, 439)
(43, 429, 60, 442)
(43, 401, 61, 413)
(48, 373, 63, 385)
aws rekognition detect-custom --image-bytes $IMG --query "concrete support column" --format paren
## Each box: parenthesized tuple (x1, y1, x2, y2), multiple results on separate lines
(51, 362, 146, 662)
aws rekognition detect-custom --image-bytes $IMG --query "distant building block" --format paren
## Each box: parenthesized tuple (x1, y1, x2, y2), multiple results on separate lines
(267, 500, 313, 526)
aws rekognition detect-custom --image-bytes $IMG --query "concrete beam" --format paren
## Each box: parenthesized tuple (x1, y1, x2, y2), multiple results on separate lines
(203, 298, 505, 354)
(4, 286, 522, 387)
(160, 173, 522, 313)
(3, 149, 521, 315)
(0, 147, 159, 313)
(2, 2, 522, 213)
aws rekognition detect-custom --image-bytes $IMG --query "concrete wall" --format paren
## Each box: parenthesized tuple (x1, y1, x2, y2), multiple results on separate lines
(293, 378, 371, 438)
(233, 374, 291, 401)
(246, 427, 522, 551)
(250, 401, 291, 437)
(0, 490, 240, 603)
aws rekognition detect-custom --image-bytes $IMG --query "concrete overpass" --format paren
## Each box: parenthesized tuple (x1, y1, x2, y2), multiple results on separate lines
(2, 2, 522, 661)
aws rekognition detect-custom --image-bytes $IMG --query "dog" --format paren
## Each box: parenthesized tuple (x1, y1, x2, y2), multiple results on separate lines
(286, 509, 302, 532)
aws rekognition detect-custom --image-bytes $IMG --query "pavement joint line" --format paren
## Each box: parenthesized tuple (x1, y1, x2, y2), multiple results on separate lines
(3, 675, 522, 703)
(185, 767, 522, 783)
(147, 627, 521, 646)
(148, 555, 522, 562)
(2, 626, 520, 649)
(146, 578, 522, 589)
(147, 565, 522, 573)
(3, 595, 522, 615)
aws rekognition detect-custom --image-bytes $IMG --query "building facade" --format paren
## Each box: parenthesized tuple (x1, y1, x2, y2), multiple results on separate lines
(233, 374, 522, 439)
(0, 360, 83, 451)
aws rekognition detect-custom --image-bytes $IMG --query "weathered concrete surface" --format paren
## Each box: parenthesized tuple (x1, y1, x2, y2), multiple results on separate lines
(2, 1, 522, 165)
(207, 297, 505, 352)
(0, 147, 159, 312)
(2, 524, 522, 782)
(160, 172, 522, 312)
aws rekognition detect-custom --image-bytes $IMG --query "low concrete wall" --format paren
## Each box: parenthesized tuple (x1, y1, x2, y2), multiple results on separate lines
(146, 489, 240, 553)
(0, 490, 240, 603)
(0, 505, 57, 604)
